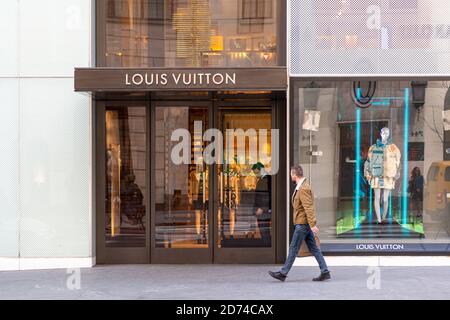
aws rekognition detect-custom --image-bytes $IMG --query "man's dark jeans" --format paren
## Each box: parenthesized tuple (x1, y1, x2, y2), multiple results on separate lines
(281, 224, 329, 276)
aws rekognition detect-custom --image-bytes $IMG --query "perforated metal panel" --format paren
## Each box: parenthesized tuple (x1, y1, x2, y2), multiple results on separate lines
(19, 79, 91, 258)
(289, 0, 450, 75)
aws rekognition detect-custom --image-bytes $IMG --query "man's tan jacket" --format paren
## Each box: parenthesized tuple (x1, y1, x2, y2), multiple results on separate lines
(292, 181, 317, 228)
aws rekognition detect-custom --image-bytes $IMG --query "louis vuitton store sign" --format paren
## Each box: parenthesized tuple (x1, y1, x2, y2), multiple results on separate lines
(74, 67, 287, 92)
(126, 71, 237, 87)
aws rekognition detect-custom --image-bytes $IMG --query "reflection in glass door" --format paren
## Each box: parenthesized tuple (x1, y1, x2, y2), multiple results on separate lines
(218, 110, 273, 248)
(154, 106, 210, 255)
(105, 107, 148, 247)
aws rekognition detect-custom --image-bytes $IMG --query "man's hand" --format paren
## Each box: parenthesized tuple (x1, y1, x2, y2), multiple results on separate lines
(311, 226, 320, 234)
(256, 208, 264, 216)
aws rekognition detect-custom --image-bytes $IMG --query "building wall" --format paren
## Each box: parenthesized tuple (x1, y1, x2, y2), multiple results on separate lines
(290, 0, 450, 75)
(0, 0, 92, 266)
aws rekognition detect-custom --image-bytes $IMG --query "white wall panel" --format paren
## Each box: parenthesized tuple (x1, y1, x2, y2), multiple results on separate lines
(0, 79, 19, 257)
(0, 0, 19, 77)
(19, 78, 90, 257)
(19, 0, 91, 77)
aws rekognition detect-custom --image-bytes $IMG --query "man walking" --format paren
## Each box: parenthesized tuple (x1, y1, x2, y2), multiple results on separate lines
(269, 165, 330, 282)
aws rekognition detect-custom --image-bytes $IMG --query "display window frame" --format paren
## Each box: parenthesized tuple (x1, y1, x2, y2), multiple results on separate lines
(289, 76, 450, 255)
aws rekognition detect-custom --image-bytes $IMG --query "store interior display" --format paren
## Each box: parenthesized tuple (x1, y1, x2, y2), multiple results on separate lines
(105, 0, 278, 68)
(293, 81, 450, 243)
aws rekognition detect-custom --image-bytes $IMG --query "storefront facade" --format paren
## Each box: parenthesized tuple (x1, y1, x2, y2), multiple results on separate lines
(2, 0, 450, 271)
(75, 0, 288, 264)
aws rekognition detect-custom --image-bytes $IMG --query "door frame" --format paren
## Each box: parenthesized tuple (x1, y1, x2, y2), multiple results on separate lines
(150, 99, 214, 264)
(95, 100, 151, 264)
(212, 99, 278, 264)
(95, 92, 287, 264)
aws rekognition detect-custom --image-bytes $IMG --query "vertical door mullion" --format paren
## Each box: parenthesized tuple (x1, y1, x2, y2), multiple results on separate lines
(150, 99, 156, 262)
(209, 93, 218, 263)
(96, 101, 106, 263)
(271, 100, 277, 260)
(210, 96, 218, 263)
(146, 99, 152, 262)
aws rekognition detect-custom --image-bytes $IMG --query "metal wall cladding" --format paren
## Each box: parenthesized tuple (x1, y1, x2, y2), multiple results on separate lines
(289, 0, 450, 75)
(0, 0, 92, 259)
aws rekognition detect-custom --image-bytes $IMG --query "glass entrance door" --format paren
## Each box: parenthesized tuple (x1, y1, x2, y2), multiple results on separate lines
(97, 97, 282, 264)
(151, 101, 213, 263)
(97, 101, 150, 264)
(214, 106, 276, 263)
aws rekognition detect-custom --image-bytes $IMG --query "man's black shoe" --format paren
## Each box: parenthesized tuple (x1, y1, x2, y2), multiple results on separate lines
(313, 271, 331, 282)
(268, 271, 286, 282)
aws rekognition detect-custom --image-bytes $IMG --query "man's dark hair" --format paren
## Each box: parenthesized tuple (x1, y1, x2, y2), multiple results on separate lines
(290, 165, 304, 177)
(252, 162, 265, 171)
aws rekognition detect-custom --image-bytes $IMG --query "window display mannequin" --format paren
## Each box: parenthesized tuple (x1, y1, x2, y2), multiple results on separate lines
(364, 128, 401, 224)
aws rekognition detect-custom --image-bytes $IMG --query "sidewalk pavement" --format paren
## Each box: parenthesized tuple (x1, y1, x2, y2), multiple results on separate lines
(1, 265, 449, 300)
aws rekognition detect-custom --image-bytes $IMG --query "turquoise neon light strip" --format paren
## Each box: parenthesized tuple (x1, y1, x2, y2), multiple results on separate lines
(369, 110, 373, 222)
(402, 88, 410, 225)
(372, 101, 390, 107)
(355, 89, 362, 228)
(389, 192, 392, 223)
(371, 97, 403, 106)
(372, 97, 403, 100)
